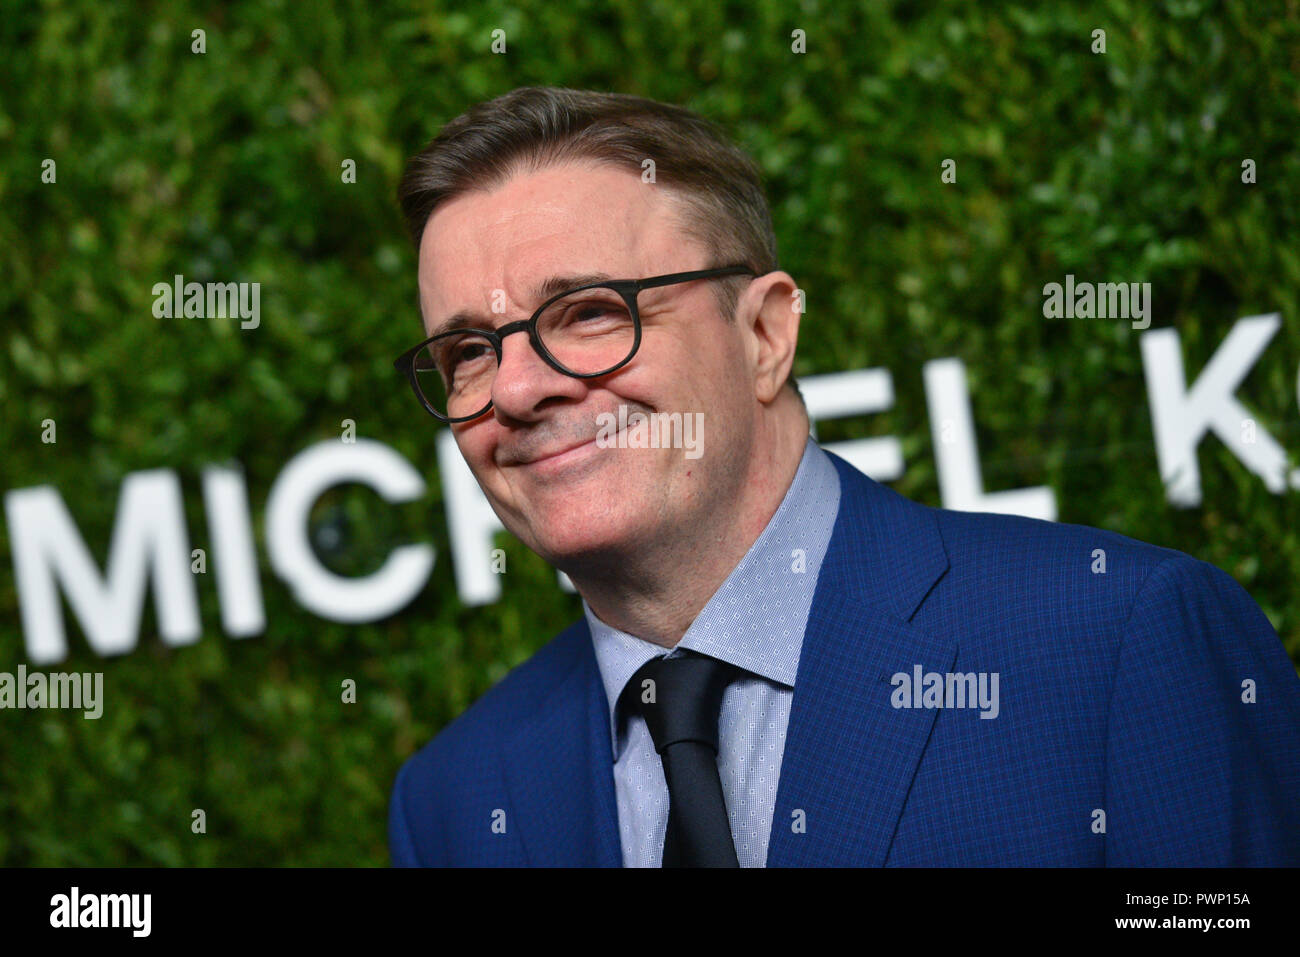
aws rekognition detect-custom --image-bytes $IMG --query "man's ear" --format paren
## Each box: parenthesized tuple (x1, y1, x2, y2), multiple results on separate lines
(738, 271, 802, 404)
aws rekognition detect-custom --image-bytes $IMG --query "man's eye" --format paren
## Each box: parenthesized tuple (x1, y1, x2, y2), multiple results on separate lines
(451, 341, 491, 364)
(565, 299, 628, 323)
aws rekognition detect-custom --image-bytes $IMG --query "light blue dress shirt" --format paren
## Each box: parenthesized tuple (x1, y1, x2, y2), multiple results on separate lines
(584, 436, 841, 867)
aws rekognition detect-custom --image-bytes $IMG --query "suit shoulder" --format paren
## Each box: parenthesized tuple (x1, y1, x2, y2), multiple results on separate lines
(825, 450, 1193, 626)
(933, 503, 1181, 569)
(922, 499, 1196, 625)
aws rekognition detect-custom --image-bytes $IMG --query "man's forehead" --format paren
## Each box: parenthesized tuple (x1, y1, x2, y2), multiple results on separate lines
(417, 161, 685, 310)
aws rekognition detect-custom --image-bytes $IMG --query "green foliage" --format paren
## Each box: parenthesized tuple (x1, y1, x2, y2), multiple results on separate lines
(0, 0, 1297, 864)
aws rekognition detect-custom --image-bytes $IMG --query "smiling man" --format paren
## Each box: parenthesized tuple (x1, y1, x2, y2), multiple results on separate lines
(388, 86, 1300, 868)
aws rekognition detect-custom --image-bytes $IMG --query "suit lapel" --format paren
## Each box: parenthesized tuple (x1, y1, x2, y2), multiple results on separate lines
(502, 621, 622, 866)
(768, 453, 954, 866)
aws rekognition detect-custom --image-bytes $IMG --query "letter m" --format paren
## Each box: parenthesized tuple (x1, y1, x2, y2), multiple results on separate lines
(207, 282, 239, 319)
(101, 894, 129, 927)
(1097, 282, 1127, 319)
(4, 470, 200, 664)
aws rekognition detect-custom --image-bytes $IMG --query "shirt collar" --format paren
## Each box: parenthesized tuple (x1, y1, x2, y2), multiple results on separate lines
(585, 436, 842, 759)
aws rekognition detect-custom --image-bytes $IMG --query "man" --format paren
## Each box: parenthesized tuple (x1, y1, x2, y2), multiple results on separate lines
(388, 86, 1300, 867)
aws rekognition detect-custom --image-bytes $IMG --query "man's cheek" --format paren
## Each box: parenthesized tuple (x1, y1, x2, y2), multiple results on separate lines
(455, 434, 492, 474)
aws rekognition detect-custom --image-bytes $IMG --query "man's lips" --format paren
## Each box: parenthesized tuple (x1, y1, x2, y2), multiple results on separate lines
(505, 436, 599, 467)
(498, 406, 654, 468)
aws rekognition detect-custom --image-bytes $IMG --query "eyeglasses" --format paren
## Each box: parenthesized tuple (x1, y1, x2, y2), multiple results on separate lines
(394, 264, 757, 422)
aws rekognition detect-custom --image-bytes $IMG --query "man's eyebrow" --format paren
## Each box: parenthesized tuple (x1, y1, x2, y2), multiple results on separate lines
(533, 272, 615, 302)
(426, 272, 618, 338)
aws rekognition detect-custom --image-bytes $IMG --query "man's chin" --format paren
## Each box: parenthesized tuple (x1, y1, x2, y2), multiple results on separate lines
(517, 513, 645, 572)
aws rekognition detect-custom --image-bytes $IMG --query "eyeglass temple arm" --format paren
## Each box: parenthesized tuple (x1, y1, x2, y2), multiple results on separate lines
(633, 265, 757, 291)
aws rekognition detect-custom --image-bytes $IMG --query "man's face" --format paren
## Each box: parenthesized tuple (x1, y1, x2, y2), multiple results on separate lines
(416, 160, 758, 567)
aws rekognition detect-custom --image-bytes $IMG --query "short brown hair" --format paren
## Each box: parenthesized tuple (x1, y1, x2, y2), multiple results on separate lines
(397, 86, 779, 325)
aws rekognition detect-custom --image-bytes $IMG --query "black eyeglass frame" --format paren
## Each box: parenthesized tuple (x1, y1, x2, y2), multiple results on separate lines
(394, 264, 758, 422)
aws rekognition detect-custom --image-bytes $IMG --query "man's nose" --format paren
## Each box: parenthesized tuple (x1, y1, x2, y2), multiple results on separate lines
(489, 328, 586, 419)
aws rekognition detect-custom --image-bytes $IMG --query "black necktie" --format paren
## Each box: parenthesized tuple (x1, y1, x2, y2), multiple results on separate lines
(624, 650, 740, 867)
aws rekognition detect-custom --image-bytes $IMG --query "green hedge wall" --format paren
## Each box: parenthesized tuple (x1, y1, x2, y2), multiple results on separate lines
(1, 0, 1297, 864)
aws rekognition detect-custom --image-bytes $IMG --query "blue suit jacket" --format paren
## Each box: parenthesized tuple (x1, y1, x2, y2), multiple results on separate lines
(390, 451, 1300, 865)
